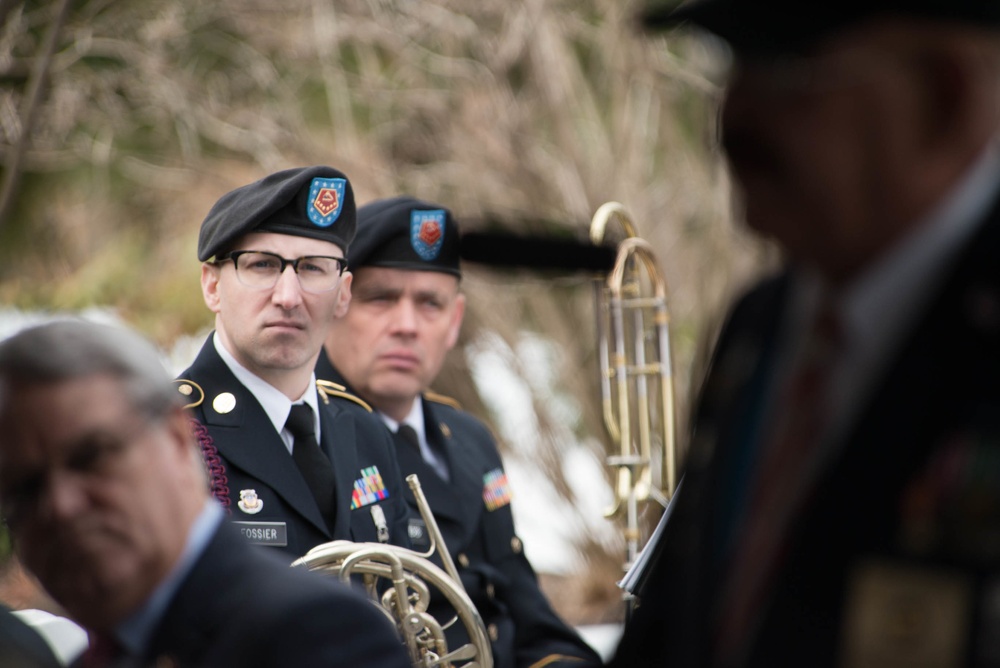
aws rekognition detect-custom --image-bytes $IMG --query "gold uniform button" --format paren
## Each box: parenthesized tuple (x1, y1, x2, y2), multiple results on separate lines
(510, 536, 522, 554)
(213, 392, 236, 414)
(486, 584, 495, 599)
(488, 623, 499, 641)
(457, 553, 470, 568)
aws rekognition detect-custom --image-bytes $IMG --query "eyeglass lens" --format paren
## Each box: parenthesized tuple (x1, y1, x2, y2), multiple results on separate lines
(231, 251, 344, 293)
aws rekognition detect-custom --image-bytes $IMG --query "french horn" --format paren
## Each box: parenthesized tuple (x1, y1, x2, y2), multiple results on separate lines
(292, 474, 493, 668)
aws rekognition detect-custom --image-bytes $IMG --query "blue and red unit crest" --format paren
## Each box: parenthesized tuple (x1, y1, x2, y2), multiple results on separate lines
(308, 178, 346, 228)
(410, 209, 446, 260)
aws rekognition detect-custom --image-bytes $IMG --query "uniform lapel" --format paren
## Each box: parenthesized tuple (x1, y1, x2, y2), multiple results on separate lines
(640, 275, 790, 664)
(316, 355, 396, 541)
(425, 403, 484, 534)
(143, 521, 244, 666)
(394, 429, 460, 518)
(804, 204, 1000, 544)
(318, 399, 360, 541)
(695, 276, 792, 560)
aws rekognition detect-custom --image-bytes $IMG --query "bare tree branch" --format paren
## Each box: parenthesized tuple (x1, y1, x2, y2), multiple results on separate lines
(0, 0, 75, 232)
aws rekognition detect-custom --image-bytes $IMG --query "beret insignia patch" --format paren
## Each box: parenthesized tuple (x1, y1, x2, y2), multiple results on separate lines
(410, 209, 446, 260)
(308, 177, 346, 227)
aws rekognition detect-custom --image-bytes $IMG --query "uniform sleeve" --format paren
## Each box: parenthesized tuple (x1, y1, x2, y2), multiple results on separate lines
(469, 419, 603, 667)
(493, 509, 603, 667)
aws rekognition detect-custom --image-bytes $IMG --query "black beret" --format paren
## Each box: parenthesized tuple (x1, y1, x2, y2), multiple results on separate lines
(641, 0, 1000, 54)
(349, 196, 461, 277)
(198, 166, 357, 261)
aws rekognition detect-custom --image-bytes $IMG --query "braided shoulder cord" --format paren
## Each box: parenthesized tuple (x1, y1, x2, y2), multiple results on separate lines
(189, 417, 232, 513)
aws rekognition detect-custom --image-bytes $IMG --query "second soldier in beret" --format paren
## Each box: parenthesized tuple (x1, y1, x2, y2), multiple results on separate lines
(177, 166, 412, 559)
(317, 196, 602, 668)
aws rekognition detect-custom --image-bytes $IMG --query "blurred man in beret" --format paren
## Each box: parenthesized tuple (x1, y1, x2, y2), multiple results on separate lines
(0, 319, 410, 668)
(611, 1, 1000, 667)
(317, 197, 602, 668)
(176, 166, 411, 559)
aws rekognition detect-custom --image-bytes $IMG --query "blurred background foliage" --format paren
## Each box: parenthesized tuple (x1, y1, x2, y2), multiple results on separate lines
(0, 0, 775, 623)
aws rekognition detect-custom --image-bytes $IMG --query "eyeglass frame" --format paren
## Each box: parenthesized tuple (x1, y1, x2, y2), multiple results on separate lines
(217, 250, 349, 294)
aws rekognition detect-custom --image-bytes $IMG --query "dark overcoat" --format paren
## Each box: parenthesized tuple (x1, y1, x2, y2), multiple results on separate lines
(72, 520, 411, 668)
(611, 200, 1000, 667)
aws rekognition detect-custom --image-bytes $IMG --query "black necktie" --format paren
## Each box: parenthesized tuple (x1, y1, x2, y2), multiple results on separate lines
(286, 404, 337, 530)
(397, 423, 421, 451)
(397, 423, 450, 481)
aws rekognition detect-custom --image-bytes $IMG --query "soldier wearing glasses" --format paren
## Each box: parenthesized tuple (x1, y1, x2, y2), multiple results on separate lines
(176, 166, 411, 559)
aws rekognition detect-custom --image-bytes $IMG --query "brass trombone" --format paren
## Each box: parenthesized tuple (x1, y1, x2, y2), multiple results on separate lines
(590, 202, 678, 569)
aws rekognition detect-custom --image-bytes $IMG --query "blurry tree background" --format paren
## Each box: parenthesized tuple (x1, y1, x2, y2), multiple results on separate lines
(0, 0, 774, 624)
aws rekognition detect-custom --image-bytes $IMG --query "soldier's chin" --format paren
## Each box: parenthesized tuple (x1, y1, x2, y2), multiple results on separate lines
(373, 374, 422, 402)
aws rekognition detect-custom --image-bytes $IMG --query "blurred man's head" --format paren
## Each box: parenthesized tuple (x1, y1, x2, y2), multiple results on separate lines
(325, 197, 465, 421)
(0, 320, 207, 631)
(644, 1, 1000, 283)
(198, 167, 356, 397)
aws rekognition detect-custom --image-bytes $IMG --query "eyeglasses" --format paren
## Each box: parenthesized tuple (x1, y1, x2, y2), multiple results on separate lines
(220, 250, 348, 294)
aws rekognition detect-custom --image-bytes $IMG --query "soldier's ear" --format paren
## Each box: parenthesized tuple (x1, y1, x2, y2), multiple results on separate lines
(445, 293, 465, 350)
(333, 272, 352, 319)
(201, 263, 223, 314)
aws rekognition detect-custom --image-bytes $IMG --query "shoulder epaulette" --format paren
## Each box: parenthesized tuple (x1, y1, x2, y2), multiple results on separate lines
(316, 379, 373, 412)
(174, 379, 205, 409)
(425, 390, 462, 411)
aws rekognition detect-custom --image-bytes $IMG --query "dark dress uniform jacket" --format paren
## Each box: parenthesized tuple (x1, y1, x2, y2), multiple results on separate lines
(317, 354, 601, 668)
(610, 195, 1000, 667)
(71, 519, 410, 668)
(177, 334, 411, 559)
